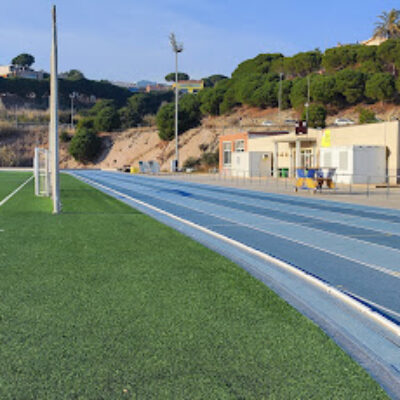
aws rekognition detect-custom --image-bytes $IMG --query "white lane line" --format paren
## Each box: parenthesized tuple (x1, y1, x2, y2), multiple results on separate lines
(122, 176, 400, 254)
(89, 174, 400, 278)
(131, 175, 400, 235)
(343, 290, 400, 320)
(72, 172, 400, 338)
(0, 175, 34, 208)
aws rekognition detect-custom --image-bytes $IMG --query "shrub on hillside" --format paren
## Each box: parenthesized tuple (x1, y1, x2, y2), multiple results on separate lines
(358, 108, 378, 124)
(69, 129, 101, 163)
(201, 150, 219, 167)
(183, 157, 201, 169)
(302, 104, 327, 128)
(76, 117, 95, 132)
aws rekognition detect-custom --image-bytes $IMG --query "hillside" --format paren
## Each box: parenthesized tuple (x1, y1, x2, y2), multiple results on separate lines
(2, 102, 400, 171)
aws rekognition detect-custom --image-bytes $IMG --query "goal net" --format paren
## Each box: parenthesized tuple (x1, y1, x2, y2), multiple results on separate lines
(34, 148, 51, 197)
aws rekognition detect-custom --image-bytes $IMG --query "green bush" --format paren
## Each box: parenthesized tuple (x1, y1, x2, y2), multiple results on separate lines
(69, 129, 101, 163)
(76, 117, 95, 133)
(183, 157, 201, 169)
(302, 104, 327, 128)
(358, 108, 378, 124)
(60, 131, 71, 142)
(201, 150, 219, 167)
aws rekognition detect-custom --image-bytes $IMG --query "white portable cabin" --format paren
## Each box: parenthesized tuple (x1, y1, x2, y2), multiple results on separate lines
(319, 146, 386, 184)
(231, 151, 272, 177)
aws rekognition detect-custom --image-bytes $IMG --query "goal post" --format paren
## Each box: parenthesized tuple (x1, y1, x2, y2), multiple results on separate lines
(34, 148, 51, 197)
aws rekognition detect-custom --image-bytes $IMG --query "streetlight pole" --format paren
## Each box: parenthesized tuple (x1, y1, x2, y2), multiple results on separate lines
(305, 74, 311, 125)
(278, 72, 283, 124)
(169, 33, 183, 172)
(50, 4, 60, 214)
(69, 92, 77, 130)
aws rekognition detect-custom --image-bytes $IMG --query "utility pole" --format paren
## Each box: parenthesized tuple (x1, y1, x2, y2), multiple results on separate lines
(305, 74, 311, 125)
(169, 33, 183, 172)
(278, 72, 283, 124)
(69, 92, 77, 130)
(50, 5, 60, 214)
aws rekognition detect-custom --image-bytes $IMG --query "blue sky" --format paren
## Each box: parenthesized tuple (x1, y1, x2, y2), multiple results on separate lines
(0, 1, 398, 83)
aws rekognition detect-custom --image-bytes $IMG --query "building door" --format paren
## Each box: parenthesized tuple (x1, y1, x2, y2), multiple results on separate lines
(301, 149, 313, 168)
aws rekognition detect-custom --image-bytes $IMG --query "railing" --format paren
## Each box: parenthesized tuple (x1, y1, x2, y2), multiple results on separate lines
(139, 170, 400, 202)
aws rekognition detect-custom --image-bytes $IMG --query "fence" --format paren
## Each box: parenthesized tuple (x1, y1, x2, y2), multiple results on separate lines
(135, 170, 400, 203)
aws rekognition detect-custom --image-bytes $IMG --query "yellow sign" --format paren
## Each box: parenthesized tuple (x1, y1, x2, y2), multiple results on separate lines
(321, 129, 331, 147)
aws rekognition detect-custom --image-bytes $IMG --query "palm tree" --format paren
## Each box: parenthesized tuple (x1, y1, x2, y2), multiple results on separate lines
(374, 9, 400, 39)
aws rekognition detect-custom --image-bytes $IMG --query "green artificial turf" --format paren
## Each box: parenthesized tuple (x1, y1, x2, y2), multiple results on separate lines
(0, 173, 389, 399)
(0, 171, 32, 200)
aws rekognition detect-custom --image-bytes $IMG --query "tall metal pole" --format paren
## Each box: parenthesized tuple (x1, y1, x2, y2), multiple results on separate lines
(278, 72, 283, 124)
(169, 33, 183, 172)
(175, 51, 179, 170)
(50, 5, 60, 214)
(305, 74, 311, 125)
(70, 93, 74, 131)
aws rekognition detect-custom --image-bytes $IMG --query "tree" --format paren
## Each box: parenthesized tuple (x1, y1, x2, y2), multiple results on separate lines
(334, 69, 365, 104)
(12, 53, 35, 67)
(283, 51, 322, 77)
(301, 104, 327, 128)
(365, 72, 396, 102)
(202, 74, 228, 88)
(156, 103, 175, 140)
(93, 106, 120, 132)
(376, 39, 400, 75)
(156, 94, 201, 140)
(289, 77, 308, 109)
(165, 72, 190, 82)
(374, 9, 400, 39)
(69, 129, 101, 162)
(322, 45, 359, 72)
(219, 87, 237, 114)
(62, 69, 85, 80)
(311, 75, 343, 106)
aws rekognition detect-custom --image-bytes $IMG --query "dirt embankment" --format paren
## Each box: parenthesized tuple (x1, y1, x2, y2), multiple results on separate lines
(2, 104, 400, 170)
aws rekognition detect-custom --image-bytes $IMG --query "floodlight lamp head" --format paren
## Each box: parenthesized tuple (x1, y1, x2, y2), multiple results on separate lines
(169, 32, 183, 53)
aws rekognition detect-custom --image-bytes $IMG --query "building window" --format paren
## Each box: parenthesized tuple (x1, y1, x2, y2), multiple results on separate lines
(223, 142, 232, 166)
(235, 139, 245, 152)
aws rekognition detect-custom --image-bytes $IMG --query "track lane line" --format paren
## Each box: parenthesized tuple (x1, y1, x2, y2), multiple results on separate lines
(72, 172, 400, 338)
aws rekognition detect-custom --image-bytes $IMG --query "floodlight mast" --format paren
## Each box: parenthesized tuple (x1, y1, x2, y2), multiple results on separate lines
(169, 33, 183, 171)
(50, 5, 60, 214)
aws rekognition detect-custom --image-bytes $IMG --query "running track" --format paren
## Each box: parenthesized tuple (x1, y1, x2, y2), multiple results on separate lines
(71, 170, 400, 328)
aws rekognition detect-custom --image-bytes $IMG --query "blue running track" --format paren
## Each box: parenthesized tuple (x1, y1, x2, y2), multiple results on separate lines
(71, 170, 400, 327)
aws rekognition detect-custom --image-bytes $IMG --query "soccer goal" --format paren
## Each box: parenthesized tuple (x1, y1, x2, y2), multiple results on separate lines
(34, 148, 51, 197)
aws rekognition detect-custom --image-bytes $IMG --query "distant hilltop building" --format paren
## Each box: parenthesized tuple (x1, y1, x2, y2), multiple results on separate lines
(145, 83, 171, 93)
(361, 35, 388, 46)
(172, 80, 204, 94)
(0, 65, 44, 80)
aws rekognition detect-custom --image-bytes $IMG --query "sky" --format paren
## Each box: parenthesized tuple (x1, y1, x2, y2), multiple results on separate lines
(0, 1, 399, 83)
